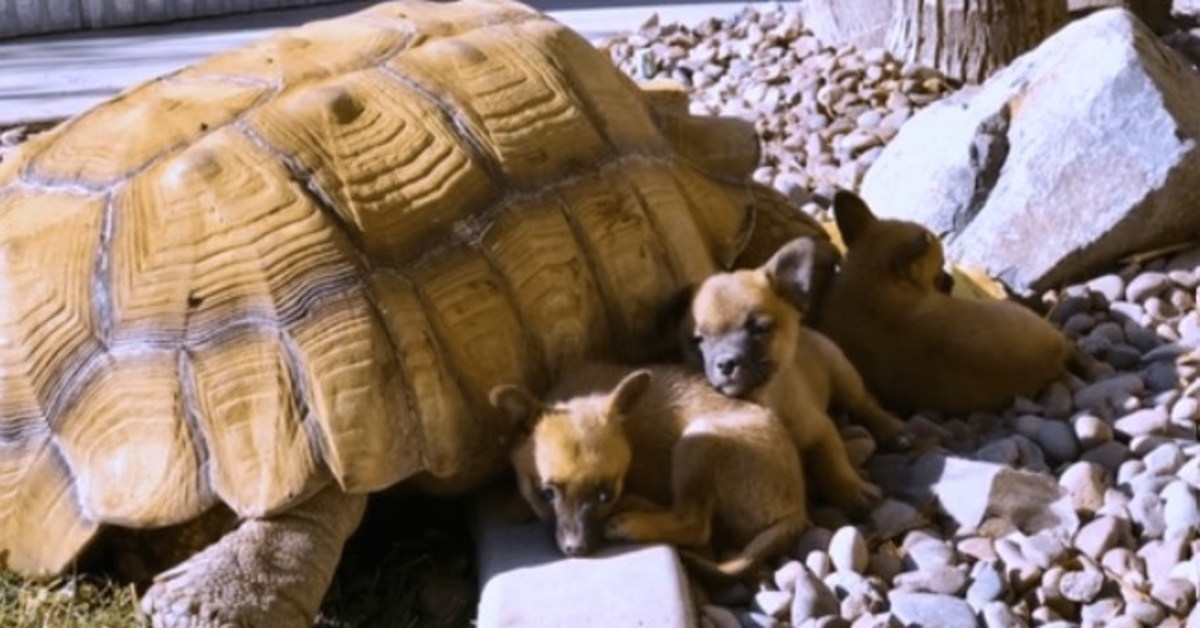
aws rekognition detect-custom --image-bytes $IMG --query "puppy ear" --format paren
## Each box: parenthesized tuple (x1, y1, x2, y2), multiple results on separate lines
(832, 190, 877, 247)
(934, 269, 955, 294)
(489, 384, 544, 432)
(608, 369, 653, 420)
(890, 231, 934, 277)
(763, 236, 840, 313)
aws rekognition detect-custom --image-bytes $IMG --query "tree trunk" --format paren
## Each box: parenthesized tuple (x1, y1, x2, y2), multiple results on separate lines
(799, 0, 892, 51)
(886, 0, 1069, 84)
(799, 0, 1070, 84)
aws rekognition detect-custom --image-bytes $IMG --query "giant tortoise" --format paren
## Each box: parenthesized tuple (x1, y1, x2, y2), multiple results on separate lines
(0, 0, 827, 624)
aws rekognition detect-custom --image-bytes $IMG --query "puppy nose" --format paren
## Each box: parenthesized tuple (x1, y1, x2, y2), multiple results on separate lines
(716, 356, 740, 377)
(561, 540, 587, 557)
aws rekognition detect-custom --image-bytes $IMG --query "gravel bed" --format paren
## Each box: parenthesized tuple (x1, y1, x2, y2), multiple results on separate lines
(605, 6, 1200, 628)
(602, 7, 958, 219)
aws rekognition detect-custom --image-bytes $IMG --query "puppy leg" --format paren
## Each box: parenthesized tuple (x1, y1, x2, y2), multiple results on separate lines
(610, 494, 670, 515)
(801, 410, 882, 514)
(605, 438, 717, 549)
(826, 346, 912, 451)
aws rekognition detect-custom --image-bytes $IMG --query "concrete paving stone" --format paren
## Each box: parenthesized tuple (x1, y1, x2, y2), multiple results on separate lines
(474, 488, 697, 628)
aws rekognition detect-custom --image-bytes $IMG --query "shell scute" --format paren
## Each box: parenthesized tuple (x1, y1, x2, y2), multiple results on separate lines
(384, 21, 610, 188)
(0, 439, 95, 575)
(479, 196, 611, 373)
(247, 68, 502, 262)
(0, 192, 104, 429)
(555, 165, 682, 344)
(54, 349, 212, 526)
(370, 272, 464, 480)
(284, 293, 418, 492)
(24, 78, 270, 190)
(188, 327, 319, 516)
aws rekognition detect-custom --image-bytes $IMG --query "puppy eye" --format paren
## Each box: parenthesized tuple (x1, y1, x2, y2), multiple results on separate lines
(596, 488, 613, 504)
(746, 318, 772, 336)
(690, 333, 703, 346)
(540, 486, 557, 503)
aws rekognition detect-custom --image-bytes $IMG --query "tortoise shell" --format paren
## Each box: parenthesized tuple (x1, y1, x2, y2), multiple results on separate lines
(0, 0, 825, 576)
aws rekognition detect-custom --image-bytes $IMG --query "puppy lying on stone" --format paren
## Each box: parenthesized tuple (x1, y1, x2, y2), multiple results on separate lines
(491, 363, 806, 580)
(815, 190, 1078, 416)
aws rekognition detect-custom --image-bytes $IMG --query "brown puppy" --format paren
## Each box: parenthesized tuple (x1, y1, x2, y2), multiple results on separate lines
(491, 363, 806, 578)
(689, 238, 908, 513)
(815, 191, 1074, 416)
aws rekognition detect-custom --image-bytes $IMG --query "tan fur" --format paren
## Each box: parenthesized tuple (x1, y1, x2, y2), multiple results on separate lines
(816, 191, 1073, 416)
(491, 363, 807, 578)
(689, 239, 908, 513)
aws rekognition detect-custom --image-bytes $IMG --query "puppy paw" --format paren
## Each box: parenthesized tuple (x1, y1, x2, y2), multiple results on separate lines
(830, 475, 883, 516)
(879, 427, 916, 453)
(604, 513, 644, 542)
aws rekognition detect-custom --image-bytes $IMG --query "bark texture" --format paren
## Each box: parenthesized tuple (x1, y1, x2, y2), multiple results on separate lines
(799, 0, 1070, 84)
(887, 0, 1069, 83)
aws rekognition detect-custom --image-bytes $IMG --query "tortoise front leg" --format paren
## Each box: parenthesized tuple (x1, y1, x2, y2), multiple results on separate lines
(140, 484, 367, 628)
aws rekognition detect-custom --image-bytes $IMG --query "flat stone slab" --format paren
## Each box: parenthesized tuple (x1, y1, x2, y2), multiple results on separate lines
(474, 488, 697, 628)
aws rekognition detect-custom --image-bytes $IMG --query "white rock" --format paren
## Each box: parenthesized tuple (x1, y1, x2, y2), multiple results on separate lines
(887, 592, 977, 628)
(1129, 492, 1168, 540)
(1127, 271, 1172, 302)
(790, 563, 840, 626)
(1058, 568, 1105, 603)
(775, 561, 804, 594)
(981, 600, 1025, 628)
(806, 550, 833, 580)
(1114, 407, 1169, 438)
(1072, 413, 1115, 449)
(860, 9, 1200, 293)
(1162, 481, 1200, 533)
(965, 561, 1006, 610)
(1058, 460, 1108, 514)
(755, 589, 794, 619)
(1139, 534, 1190, 587)
(828, 526, 869, 574)
(1178, 456, 1200, 490)
(1143, 442, 1185, 475)
(1150, 578, 1196, 616)
(1073, 515, 1130, 559)
(1080, 597, 1124, 624)
(892, 565, 968, 596)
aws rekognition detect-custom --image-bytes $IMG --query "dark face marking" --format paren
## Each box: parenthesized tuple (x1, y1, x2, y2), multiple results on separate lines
(693, 310, 776, 398)
(542, 479, 620, 557)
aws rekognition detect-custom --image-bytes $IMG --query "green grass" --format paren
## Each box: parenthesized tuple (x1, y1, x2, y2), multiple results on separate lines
(0, 493, 477, 628)
(0, 572, 139, 628)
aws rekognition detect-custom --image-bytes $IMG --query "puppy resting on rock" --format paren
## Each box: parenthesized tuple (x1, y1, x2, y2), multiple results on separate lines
(816, 191, 1075, 416)
(491, 363, 807, 579)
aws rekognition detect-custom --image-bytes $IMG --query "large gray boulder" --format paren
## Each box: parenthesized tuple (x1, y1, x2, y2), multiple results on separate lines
(860, 8, 1200, 295)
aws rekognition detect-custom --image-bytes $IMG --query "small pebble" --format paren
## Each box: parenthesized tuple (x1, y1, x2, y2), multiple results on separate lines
(887, 592, 977, 628)
(1072, 413, 1114, 449)
(828, 526, 869, 574)
(1114, 407, 1170, 438)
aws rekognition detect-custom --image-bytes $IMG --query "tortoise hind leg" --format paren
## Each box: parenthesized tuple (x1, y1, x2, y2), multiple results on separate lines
(140, 484, 367, 628)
